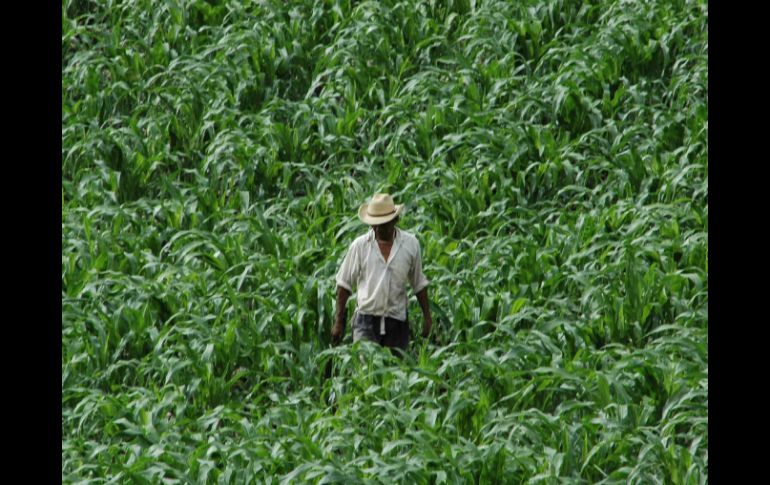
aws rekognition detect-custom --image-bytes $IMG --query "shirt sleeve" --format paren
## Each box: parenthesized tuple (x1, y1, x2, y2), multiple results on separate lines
(335, 242, 359, 292)
(409, 239, 429, 294)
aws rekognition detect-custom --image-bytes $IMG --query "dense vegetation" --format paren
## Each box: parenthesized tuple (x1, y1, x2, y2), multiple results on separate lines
(62, 0, 708, 482)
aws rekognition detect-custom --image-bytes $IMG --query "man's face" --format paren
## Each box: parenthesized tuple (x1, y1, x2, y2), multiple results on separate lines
(373, 217, 397, 240)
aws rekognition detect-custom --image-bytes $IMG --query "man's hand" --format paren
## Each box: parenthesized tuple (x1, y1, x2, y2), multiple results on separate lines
(331, 321, 344, 345)
(416, 287, 433, 339)
(421, 315, 433, 338)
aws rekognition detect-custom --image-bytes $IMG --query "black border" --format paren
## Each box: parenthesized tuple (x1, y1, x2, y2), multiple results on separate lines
(10, 0, 61, 475)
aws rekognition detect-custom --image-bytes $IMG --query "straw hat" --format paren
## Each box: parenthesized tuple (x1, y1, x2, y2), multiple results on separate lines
(358, 193, 405, 225)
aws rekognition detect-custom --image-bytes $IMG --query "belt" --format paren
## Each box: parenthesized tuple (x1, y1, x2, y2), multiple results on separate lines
(359, 313, 406, 336)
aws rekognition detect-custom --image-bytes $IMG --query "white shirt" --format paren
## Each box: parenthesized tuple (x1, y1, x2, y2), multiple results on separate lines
(336, 228, 429, 323)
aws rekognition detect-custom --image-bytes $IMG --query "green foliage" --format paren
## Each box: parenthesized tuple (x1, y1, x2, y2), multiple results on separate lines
(63, 0, 707, 482)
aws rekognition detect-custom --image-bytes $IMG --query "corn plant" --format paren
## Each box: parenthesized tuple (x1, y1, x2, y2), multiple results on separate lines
(63, 0, 707, 482)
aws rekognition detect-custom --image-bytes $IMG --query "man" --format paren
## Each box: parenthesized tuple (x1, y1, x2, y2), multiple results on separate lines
(332, 193, 433, 357)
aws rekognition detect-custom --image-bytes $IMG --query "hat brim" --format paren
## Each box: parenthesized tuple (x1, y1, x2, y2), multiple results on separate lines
(358, 203, 405, 225)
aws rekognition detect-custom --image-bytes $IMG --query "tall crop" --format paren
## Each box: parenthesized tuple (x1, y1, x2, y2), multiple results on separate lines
(63, 0, 707, 483)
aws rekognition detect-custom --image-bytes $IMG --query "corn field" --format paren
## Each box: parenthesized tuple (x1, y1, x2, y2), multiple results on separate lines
(62, 0, 708, 483)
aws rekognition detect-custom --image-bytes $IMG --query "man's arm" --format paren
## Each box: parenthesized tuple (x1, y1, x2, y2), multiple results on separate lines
(333, 239, 358, 345)
(332, 286, 351, 344)
(416, 287, 433, 338)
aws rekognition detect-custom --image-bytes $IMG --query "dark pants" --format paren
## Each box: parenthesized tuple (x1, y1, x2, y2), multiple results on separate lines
(352, 313, 411, 358)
